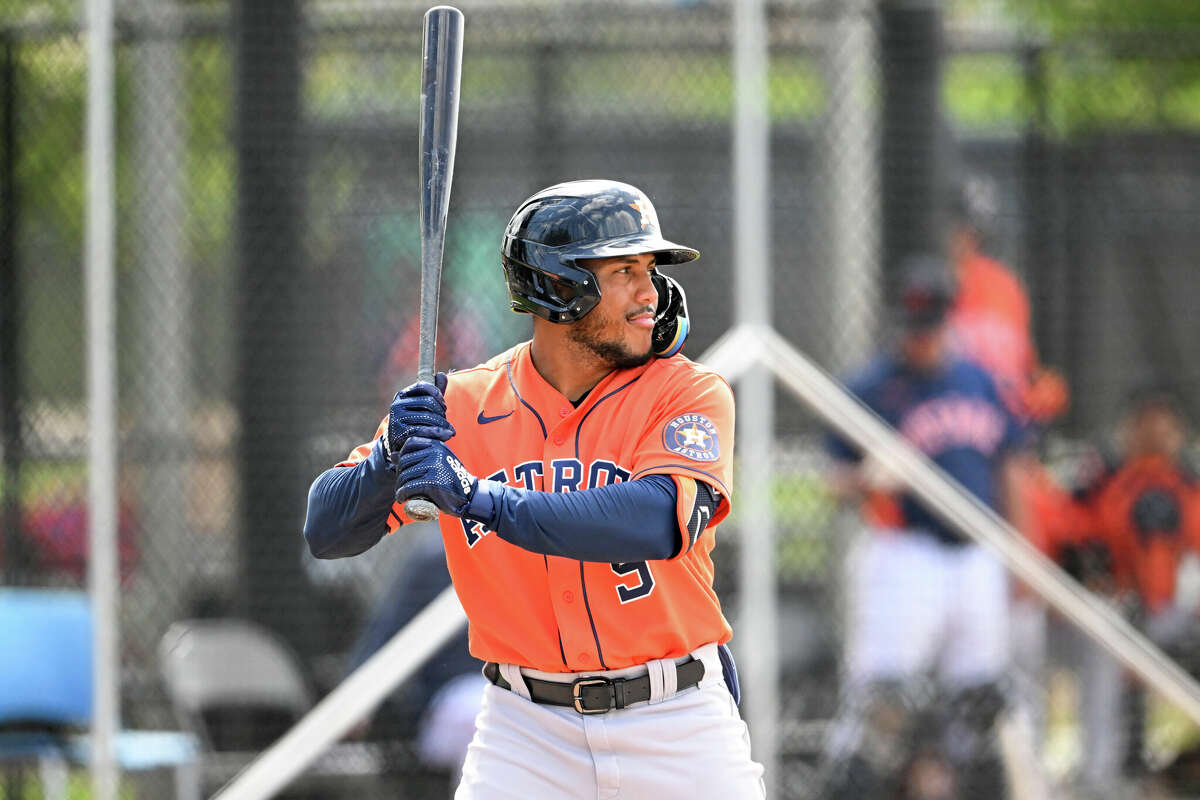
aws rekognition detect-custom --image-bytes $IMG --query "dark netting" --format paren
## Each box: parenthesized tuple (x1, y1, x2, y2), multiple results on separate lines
(3, 1, 1200, 797)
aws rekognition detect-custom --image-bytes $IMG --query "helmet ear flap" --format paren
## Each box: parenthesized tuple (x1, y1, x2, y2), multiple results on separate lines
(651, 272, 689, 358)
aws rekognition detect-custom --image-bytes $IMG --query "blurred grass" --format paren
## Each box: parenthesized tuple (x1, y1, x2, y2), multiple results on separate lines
(728, 464, 839, 584)
(4, 774, 138, 800)
(0, 460, 87, 503)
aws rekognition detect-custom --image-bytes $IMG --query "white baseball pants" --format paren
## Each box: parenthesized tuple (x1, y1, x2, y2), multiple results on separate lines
(844, 529, 1011, 685)
(454, 643, 765, 799)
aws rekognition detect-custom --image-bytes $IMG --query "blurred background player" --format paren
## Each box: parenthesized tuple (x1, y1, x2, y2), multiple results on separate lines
(947, 173, 1069, 429)
(1046, 384, 1200, 793)
(821, 255, 1030, 800)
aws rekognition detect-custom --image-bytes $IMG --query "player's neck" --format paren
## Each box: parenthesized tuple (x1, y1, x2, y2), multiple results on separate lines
(529, 333, 612, 404)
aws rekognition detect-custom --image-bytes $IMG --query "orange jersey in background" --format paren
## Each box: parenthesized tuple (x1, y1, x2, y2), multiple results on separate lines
(1082, 454, 1200, 614)
(1017, 462, 1085, 558)
(341, 342, 736, 673)
(951, 251, 1069, 423)
(950, 252, 1035, 407)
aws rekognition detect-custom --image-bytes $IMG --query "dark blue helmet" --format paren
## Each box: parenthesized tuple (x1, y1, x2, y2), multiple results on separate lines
(501, 180, 699, 324)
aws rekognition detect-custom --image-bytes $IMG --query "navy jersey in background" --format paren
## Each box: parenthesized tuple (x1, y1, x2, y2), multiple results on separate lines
(826, 353, 1027, 545)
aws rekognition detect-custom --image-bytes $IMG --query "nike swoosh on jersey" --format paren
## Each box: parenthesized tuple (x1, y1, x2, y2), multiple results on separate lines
(477, 410, 515, 425)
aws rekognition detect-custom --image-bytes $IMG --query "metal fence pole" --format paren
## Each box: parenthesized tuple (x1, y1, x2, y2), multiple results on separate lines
(733, 0, 778, 794)
(85, 0, 120, 797)
(822, 0, 880, 373)
(130, 0, 190, 650)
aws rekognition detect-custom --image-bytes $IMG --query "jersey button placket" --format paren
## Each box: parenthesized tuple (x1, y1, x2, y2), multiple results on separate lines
(551, 407, 571, 447)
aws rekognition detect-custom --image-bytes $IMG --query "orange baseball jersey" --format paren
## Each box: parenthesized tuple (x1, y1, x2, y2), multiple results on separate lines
(950, 252, 1035, 409)
(339, 341, 736, 672)
(949, 251, 1071, 423)
(1081, 454, 1200, 614)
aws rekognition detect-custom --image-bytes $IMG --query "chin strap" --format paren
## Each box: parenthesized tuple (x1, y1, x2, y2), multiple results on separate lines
(652, 272, 690, 358)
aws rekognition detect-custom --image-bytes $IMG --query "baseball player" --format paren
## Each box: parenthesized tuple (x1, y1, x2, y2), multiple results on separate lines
(947, 174, 1069, 428)
(304, 180, 764, 798)
(821, 256, 1029, 800)
(1050, 386, 1200, 785)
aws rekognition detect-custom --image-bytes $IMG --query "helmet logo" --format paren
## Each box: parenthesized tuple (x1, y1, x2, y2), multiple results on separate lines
(629, 200, 652, 231)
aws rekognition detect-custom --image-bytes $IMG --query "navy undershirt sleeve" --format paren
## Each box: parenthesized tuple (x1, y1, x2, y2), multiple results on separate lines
(464, 473, 681, 562)
(303, 437, 396, 559)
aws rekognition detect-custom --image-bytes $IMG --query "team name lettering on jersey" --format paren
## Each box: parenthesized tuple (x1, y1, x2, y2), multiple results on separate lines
(900, 396, 1007, 456)
(552, 459, 583, 492)
(589, 460, 631, 488)
(460, 460, 632, 547)
(512, 461, 543, 490)
(461, 468, 508, 547)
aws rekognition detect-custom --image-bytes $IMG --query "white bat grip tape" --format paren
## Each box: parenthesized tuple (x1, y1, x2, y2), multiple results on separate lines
(405, 497, 440, 522)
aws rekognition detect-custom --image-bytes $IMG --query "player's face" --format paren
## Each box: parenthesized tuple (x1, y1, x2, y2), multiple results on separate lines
(1127, 405, 1184, 457)
(900, 323, 947, 372)
(571, 253, 659, 369)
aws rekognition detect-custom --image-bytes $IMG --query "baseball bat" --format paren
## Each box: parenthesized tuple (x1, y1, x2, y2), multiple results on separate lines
(405, 5, 464, 523)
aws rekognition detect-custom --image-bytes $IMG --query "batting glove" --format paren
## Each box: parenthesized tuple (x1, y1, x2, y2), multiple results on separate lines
(393, 436, 478, 517)
(386, 372, 454, 457)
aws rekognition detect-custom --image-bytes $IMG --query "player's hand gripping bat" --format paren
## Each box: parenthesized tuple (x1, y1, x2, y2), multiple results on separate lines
(405, 5, 464, 523)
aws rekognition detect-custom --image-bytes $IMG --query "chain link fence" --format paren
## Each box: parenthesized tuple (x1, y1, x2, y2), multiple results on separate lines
(3, 1, 1200, 797)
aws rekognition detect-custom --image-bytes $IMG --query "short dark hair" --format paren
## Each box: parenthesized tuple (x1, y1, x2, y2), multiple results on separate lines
(1124, 382, 1183, 420)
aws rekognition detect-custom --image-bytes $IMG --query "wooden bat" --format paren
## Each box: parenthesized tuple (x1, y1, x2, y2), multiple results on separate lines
(405, 5, 464, 523)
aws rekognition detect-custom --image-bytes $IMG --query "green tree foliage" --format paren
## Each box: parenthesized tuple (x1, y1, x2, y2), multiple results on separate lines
(1002, 0, 1200, 34)
(1002, 0, 1200, 133)
(0, 0, 75, 26)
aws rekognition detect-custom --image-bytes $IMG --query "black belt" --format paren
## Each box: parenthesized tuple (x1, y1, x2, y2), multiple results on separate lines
(483, 658, 705, 715)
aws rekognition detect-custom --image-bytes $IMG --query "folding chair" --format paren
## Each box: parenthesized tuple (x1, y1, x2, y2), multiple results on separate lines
(159, 618, 385, 797)
(0, 588, 200, 800)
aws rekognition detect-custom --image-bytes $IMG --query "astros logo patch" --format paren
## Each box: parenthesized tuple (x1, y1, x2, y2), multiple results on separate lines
(664, 413, 719, 462)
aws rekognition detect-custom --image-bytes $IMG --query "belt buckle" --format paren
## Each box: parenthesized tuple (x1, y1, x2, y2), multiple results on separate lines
(571, 677, 612, 715)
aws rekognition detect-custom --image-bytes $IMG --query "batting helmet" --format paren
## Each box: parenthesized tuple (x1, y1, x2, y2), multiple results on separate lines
(501, 179, 699, 324)
(897, 254, 957, 331)
(950, 173, 1000, 244)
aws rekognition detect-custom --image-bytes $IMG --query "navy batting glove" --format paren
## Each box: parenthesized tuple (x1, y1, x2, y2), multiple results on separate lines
(393, 436, 477, 517)
(387, 372, 454, 457)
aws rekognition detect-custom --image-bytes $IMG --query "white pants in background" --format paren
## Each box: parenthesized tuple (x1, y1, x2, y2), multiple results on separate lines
(1056, 619, 1126, 787)
(418, 673, 490, 780)
(845, 529, 1010, 685)
(1057, 605, 1196, 788)
(455, 643, 765, 799)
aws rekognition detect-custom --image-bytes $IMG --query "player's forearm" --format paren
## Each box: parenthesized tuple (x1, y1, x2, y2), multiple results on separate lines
(303, 438, 395, 559)
(465, 474, 680, 562)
